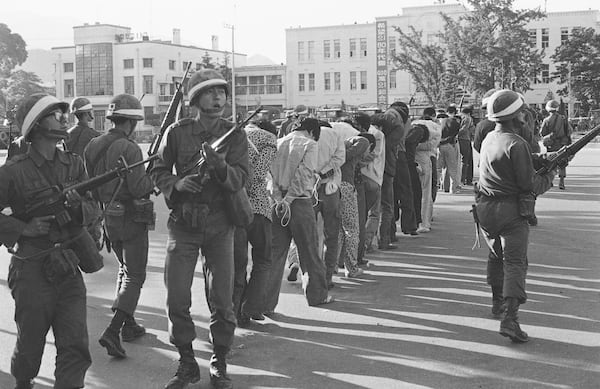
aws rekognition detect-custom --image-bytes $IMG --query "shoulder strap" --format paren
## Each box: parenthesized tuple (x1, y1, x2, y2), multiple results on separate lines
(89, 132, 124, 169)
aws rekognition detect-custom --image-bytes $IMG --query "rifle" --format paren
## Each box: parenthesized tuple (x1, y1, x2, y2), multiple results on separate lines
(180, 106, 263, 176)
(535, 124, 600, 175)
(23, 154, 159, 227)
(146, 61, 193, 173)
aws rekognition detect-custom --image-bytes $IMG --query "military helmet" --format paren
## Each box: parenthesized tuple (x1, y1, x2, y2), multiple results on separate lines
(106, 94, 144, 121)
(481, 88, 497, 108)
(187, 69, 228, 105)
(15, 93, 69, 140)
(294, 104, 308, 115)
(545, 99, 560, 112)
(487, 89, 526, 123)
(70, 97, 93, 114)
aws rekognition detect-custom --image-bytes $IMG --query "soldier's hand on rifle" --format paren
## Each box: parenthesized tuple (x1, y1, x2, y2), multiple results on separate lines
(64, 189, 82, 208)
(202, 143, 227, 171)
(175, 175, 204, 193)
(22, 215, 55, 237)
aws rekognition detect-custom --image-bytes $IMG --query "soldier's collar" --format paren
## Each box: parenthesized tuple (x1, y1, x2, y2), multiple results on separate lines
(28, 145, 69, 167)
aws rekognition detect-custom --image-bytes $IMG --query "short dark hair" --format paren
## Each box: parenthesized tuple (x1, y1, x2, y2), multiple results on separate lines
(354, 112, 371, 131)
(255, 118, 277, 135)
(423, 107, 436, 117)
(447, 105, 457, 114)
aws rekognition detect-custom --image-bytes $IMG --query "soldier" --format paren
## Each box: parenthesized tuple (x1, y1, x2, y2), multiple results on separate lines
(476, 90, 556, 343)
(151, 69, 248, 389)
(66, 97, 101, 156)
(541, 100, 572, 190)
(84, 94, 155, 359)
(0, 93, 98, 389)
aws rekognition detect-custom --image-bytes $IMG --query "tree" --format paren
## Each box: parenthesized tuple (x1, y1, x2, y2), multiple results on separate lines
(1, 70, 50, 117)
(0, 23, 28, 78)
(391, 26, 448, 106)
(442, 0, 544, 96)
(552, 27, 600, 113)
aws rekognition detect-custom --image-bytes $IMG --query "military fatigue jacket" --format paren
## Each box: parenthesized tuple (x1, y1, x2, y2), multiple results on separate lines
(66, 124, 101, 157)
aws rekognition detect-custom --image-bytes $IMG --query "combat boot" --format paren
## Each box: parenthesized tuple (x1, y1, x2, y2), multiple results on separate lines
(99, 328, 127, 358)
(122, 317, 146, 342)
(14, 379, 34, 389)
(164, 359, 200, 389)
(209, 346, 233, 389)
(499, 297, 529, 343)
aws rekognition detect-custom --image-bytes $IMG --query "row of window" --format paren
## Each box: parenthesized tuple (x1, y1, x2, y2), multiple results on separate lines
(234, 75, 283, 95)
(297, 71, 368, 92)
(123, 75, 155, 95)
(529, 26, 582, 49)
(298, 38, 369, 62)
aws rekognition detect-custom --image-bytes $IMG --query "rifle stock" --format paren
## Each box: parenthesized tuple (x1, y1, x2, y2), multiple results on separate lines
(536, 124, 600, 175)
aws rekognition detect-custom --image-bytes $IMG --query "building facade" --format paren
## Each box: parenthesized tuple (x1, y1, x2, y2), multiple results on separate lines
(53, 23, 246, 134)
(234, 64, 286, 114)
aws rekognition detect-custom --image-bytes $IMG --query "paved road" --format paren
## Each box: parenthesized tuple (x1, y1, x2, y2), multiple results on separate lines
(1, 145, 599, 389)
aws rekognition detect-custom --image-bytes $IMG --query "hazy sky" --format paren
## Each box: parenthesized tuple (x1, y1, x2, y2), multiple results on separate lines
(4, 0, 599, 64)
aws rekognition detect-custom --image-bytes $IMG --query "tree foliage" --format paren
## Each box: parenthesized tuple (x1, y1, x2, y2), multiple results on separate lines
(442, 0, 544, 96)
(0, 23, 28, 78)
(551, 27, 600, 112)
(1, 71, 50, 119)
(392, 26, 447, 106)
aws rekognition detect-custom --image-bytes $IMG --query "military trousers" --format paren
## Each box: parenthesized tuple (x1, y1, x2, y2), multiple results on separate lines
(476, 196, 530, 304)
(8, 252, 90, 389)
(106, 215, 149, 316)
(164, 211, 236, 349)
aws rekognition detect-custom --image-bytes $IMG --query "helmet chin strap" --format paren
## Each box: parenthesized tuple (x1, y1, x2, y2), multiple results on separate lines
(200, 106, 224, 118)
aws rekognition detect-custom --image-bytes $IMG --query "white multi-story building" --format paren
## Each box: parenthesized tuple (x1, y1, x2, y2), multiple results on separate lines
(52, 23, 246, 133)
(283, 4, 599, 111)
(234, 64, 286, 112)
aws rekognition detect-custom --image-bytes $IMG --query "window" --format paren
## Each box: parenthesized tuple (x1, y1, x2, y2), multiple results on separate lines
(144, 106, 153, 118)
(541, 64, 550, 83)
(389, 36, 396, 57)
(324, 72, 331, 91)
(360, 38, 367, 57)
(159, 83, 171, 101)
(349, 38, 356, 57)
(183, 61, 190, 71)
(124, 76, 135, 94)
(360, 71, 367, 90)
(124, 59, 134, 69)
(334, 72, 341, 90)
(75, 43, 113, 96)
(64, 79, 74, 97)
(308, 73, 315, 91)
(334, 39, 340, 58)
(143, 58, 153, 68)
(298, 73, 305, 92)
(235, 76, 247, 95)
(94, 110, 105, 132)
(265, 75, 283, 94)
(143, 75, 153, 94)
(350, 71, 357, 90)
(249, 75, 265, 95)
(63, 63, 74, 73)
(308, 41, 314, 61)
(541, 28, 549, 49)
(323, 40, 331, 59)
(528, 29, 537, 47)
(389, 70, 397, 89)
(298, 41, 305, 61)
(169, 60, 176, 70)
(561, 27, 569, 44)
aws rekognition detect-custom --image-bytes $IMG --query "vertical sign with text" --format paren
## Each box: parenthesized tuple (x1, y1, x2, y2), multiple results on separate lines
(376, 21, 388, 109)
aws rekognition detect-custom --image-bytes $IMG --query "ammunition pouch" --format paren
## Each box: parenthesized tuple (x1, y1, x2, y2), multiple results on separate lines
(66, 229, 105, 273)
(132, 198, 156, 230)
(42, 248, 79, 284)
(518, 192, 537, 222)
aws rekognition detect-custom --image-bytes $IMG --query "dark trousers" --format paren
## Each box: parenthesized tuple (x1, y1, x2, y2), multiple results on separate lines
(393, 151, 418, 233)
(459, 139, 474, 184)
(313, 186, 340, 282)
(356, 176, 380, 261)
(164, 211, 236, 349)
(233, 215, 273, 316)
(9, 253, 90, 388)
(265, 198, 328, 310)
(379, 173, 395, 246)
(431, 155, 438, 202)
(106, 216, 149, 316)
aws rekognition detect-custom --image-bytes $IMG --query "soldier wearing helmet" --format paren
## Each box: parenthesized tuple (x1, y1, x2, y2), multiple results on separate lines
(150, 69, 248, 389)
(475, 90, 557, 344)
(0, 93, 99, 388)
(83, 93, 155, 360)
(65, 97, 101, 156)
(540, 99, 572, 189)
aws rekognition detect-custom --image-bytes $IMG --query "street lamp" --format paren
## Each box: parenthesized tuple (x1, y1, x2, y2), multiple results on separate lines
(224, 23, 236, 122)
